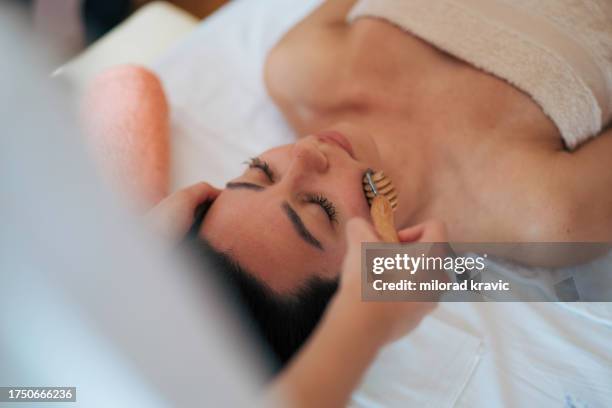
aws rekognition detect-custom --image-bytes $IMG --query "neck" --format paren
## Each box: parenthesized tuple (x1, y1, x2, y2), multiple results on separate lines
(367, 120, 435, 230)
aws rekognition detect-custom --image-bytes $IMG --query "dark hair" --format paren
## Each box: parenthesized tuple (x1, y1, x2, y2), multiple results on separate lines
(183, 201, 338, 371)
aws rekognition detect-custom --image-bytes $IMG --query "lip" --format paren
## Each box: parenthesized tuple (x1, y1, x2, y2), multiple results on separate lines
(315, 130, 355, 159)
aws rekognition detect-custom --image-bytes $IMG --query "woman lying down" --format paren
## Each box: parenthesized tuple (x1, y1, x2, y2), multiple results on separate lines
(83, 0, 612, 405)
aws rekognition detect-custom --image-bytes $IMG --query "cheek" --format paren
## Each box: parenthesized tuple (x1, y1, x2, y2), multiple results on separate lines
(336, 172, 372, 218)
(348, 186, 371, 217)
(309, 245, 345, 280)
(356, 141, 382, 170)
(331, 123, 382, 167)
(324, 240, 350, 279)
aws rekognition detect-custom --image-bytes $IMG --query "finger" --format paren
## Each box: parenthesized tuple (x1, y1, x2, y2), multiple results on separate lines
(397, 220, 447, 243)
(397, 224, 425, 243)
(419, 220, 447, 242)
(175, 182, 221, 207)
(171, 183, 220, 227)
(345, 217, 380, 244)
(342, 218, 380, 271)
(147, 182, 221, 240)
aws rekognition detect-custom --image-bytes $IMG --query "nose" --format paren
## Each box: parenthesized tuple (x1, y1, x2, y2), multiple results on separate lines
(284, 139, 329, 186)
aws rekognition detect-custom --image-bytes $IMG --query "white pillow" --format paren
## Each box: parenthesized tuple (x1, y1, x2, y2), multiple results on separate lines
(53, 1, 198, 89)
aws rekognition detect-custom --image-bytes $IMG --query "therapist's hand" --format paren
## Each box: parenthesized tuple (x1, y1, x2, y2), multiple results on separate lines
(332, 218, 448, 346)
(146, 182, 221, 241)
(268, 218, 448, 408)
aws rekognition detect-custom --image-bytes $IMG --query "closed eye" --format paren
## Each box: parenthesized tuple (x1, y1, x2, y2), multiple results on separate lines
(241, 157, 339, 226)
(304, 193, 339, 225)
(244, 157, 274, 182)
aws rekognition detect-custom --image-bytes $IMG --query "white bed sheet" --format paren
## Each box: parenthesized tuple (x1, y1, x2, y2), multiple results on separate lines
(153, 1, 612, 406)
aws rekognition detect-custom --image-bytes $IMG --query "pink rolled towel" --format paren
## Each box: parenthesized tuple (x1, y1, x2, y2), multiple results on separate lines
(82, 65, 170, 210)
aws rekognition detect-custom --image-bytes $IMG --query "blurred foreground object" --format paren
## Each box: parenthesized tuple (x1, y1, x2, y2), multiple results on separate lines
(34, 0, 85, 59)
(0, 2, 264, 407)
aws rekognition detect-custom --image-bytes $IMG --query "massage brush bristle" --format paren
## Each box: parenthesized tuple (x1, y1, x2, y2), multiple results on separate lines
(362, 170, 398, 210)
(363, 169, 399, 242)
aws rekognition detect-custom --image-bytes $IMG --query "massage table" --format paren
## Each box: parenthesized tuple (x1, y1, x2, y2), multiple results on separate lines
(56, 1, 612, 406)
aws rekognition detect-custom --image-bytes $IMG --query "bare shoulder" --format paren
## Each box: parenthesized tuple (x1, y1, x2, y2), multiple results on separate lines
(265, 0, 356, 84)
(264, 2, 357, 132)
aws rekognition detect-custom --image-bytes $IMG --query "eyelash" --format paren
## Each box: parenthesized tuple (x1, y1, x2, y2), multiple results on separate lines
(244, 157, 338, 224)
(305, 193, 338, 224)
(246, 157, 274, 182)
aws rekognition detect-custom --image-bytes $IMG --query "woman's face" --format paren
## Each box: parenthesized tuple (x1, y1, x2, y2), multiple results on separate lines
(200, 123, 383, 294)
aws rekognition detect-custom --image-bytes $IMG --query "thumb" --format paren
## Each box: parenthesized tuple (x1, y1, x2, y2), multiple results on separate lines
(341, 218, 380, 284)
(345, 218, 380, 251)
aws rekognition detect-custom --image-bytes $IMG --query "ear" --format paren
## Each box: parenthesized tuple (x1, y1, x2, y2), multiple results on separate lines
(397, 220, 447, 243)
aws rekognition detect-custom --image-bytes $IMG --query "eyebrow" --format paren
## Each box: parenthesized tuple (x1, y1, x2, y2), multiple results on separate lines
(282, 201, 324, 251)
(225, 181, 264, 191)
(225, 181, 324, 251)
